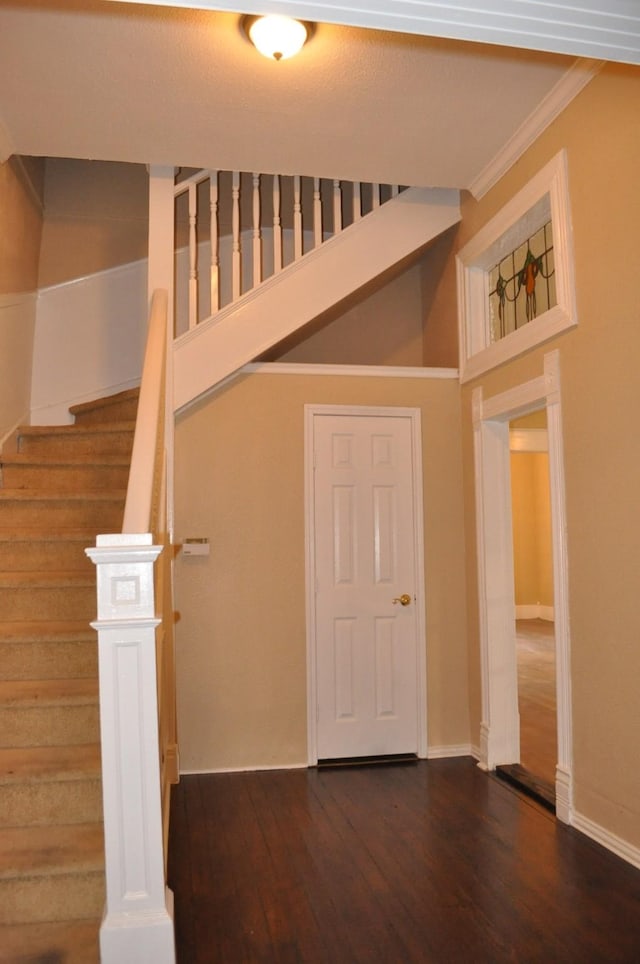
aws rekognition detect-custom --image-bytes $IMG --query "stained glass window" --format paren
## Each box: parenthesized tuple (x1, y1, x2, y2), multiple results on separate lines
(488, 221, 556, 343)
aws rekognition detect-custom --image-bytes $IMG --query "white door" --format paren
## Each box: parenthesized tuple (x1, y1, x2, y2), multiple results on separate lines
(311, 410, 422, 760)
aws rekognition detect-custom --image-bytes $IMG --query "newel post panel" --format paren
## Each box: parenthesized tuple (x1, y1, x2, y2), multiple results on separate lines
(86, 533, 175, 964)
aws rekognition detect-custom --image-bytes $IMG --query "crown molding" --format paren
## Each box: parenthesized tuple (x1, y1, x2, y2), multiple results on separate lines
(470, 59, 603, 199)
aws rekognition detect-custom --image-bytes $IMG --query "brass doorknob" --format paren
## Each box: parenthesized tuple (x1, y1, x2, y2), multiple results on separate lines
(392, 593, 412, 607)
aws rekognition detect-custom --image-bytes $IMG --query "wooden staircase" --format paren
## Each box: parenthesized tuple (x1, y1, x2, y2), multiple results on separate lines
(0, 390, 137, 964)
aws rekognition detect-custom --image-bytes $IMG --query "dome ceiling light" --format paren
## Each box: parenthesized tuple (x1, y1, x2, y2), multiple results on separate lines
(242, 14, 312, 61)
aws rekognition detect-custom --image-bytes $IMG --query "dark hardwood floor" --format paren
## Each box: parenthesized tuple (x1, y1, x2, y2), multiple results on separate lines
(168, 758, 640, 963)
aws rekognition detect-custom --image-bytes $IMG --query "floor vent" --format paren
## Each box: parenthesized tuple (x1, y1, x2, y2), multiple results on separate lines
(317, 753, 418, 769)
(496, 763, 555, 813)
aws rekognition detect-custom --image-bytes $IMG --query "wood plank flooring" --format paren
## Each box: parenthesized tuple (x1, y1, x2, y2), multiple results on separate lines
(168, 758, 640, 963)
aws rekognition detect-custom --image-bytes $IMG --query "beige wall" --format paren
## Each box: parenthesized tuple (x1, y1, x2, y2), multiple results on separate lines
(456, 63, 640, 846)
(268, 226, 463, 369)
(174, 372, 468, 772)
(268, 260, 426, 366)
(510, 452, 553, 609)
(0, 156, 43, 294)
(421, 225, 460, 368)
(38, 159, 148, 288)
(0, 156, 44, 437)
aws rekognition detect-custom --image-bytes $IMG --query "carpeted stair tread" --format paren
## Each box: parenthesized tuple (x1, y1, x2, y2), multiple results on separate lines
(0, 744, 101, 785)
(70, 387, 139, 426)
(16, 422, 136, 437)
(0, 452, 131, 466)
(0, 620, 95, 643)
(0, 570, 95, 588)
(0, 678, 98, 708)
(0, 526, 101, 542)
(0, 489, 126, 503)
(0, 918, 99, 963)
(0, 823, 104, 880)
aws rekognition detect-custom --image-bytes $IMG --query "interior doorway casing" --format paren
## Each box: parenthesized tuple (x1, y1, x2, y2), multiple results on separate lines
(472, 349, 573, 824)
(304, 404, 428, 767)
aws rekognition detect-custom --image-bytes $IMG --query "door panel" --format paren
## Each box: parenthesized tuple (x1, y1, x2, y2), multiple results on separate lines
(313, 413, 420, 759)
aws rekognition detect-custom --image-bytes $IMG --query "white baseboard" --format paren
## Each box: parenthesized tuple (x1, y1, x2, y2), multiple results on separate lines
(180, 761, 308, 776)
(572, 811, 640, 871)
(516, 603, 555, 621)
(427, 743, 474, 760)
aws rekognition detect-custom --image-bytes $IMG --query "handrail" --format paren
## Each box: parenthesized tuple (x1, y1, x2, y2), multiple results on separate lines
(122, 287, 168, 533)
(87, 285, 177, 962)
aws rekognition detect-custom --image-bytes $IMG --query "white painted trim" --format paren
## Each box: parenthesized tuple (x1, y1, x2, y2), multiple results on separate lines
(200, 363, 459, 402)
(472, 350, 573, 823)
(515, 604, 555, 621)
(86, 534, 175, 964)
(0, 291, 36, 310)
(572, 811, 640, 872)
(470, 60, 602, 199)
(427, 744, 474, 760)
(180, 762, 308, 775)
(458, 151, 577, 383)
(104, 2, 640, 66)
(304, 404, 428, 765)
(245, 363, 459, 379)
(37, 256, 148, 295)
(510, 428, 548, 453)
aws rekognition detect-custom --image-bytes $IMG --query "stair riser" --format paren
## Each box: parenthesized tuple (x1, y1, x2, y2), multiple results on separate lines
(74, 399, 139, 425)
(0, 640, 97, 681)
(1, 463, 130, 490)
(0, 501, 124, 528)
(0, 705, 99, 748)
(0, 587, 95, 622)
(16, 433, 134, 459)
(0, 779, 102, 828)
(0, 541, 94, 572)
(0, 872, 105, 925)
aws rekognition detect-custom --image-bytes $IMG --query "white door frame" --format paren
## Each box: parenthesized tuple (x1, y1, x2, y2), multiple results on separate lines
(472, 349, 573, 823)
(304, 404, 428, 766)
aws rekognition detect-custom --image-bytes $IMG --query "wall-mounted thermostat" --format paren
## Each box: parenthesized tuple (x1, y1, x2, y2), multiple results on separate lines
(182, 538, 210, 557)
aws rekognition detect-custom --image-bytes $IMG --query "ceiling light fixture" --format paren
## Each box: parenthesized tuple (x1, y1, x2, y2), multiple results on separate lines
(242, 14, 311, 61)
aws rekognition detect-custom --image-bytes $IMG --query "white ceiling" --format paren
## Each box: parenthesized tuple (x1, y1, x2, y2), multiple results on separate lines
(0, 1, 620, 192)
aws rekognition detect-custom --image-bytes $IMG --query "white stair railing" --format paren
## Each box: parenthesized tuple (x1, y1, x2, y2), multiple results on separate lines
(87, 288, 176, 964)
(173, 169, 402, 335)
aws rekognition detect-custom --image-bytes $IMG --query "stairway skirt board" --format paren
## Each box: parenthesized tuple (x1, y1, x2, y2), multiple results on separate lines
(0, 388, 138, 962)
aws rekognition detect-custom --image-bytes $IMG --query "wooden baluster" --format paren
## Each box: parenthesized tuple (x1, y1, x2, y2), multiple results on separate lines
(313, 177, 322, 249)
(391, 184, 400, 198)
(293, 175, 302, 260)
(209, 171, 219, 314)
(252, 172, 262, 288)
(188, 182, 197, 329)
(232, 171, 241, 301)
(273, 175, 282, 274)
(333, 179, 342, 235)
(352, 181, 362, 222)
(372, 183, 381, 209)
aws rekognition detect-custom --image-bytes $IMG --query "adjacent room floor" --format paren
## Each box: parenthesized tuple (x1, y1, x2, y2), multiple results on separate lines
(168, 758, 640, 963)
(516, 617, 557, 787)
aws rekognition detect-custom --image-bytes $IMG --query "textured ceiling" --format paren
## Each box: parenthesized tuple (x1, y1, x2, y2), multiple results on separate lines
(0, 1, 585, 190)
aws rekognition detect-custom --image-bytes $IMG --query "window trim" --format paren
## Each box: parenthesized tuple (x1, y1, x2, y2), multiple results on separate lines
(457, 151, 577, 383)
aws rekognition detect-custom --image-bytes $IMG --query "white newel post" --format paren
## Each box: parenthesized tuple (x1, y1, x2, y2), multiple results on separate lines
(86, 533, 176, 964)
